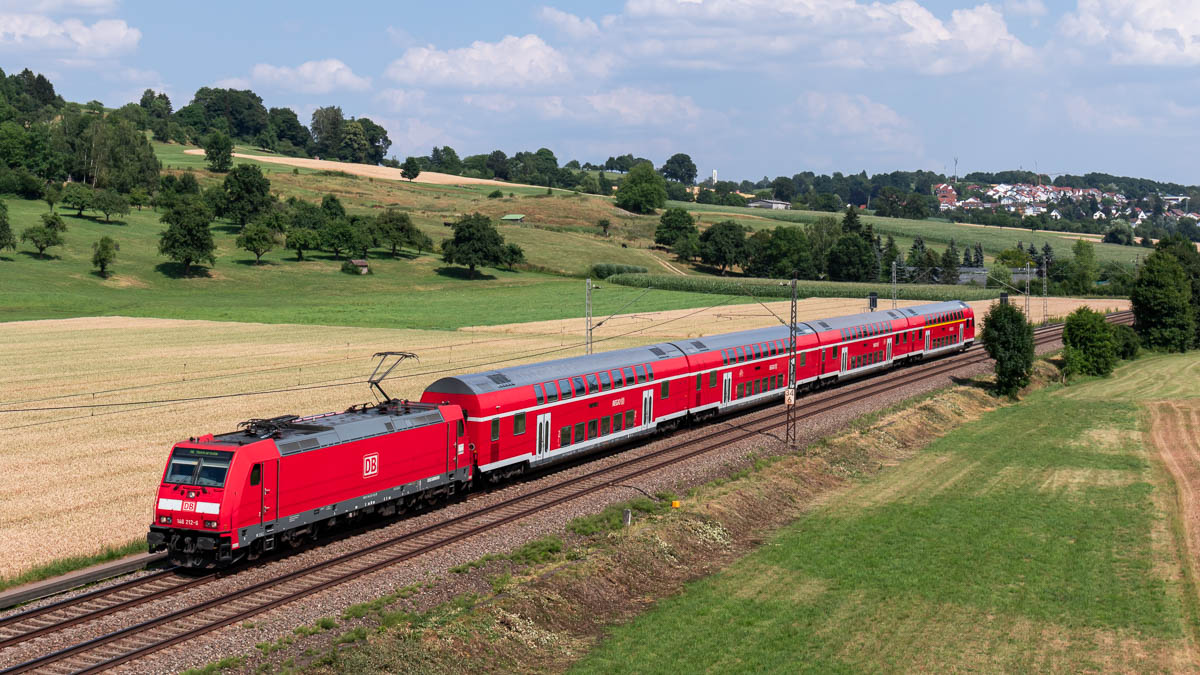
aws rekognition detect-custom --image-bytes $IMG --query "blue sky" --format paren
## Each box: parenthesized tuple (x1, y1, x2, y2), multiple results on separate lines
(2, 0, 1198, 184)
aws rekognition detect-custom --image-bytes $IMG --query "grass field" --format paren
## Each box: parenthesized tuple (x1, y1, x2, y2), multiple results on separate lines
(669, 200, 1142, 268)
(572, 353, 1200, 673)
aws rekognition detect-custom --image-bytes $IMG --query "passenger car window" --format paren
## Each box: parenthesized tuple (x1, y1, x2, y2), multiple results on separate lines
(600, 371, 612, 390)
(635, 365, 647, 383)
(572, 377, 586, 396)
(586, 374, 599, 393)
(574, 422, 584, 442)
(625, 410, 635, 427)
(558, 379, 572, 399)
(513, 412, 526, 436)
(623, 367, 636, 384)
(545, 381, 559, 403)
(661, 380, 670, 399)
(587, 419, 597, 438)
(534, 384, 544, 405)
(491, 419, 500, 441)
(560, 427, 570, 446)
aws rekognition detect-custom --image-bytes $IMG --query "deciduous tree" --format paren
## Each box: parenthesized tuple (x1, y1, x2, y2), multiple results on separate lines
(62, 183, 92, 216)
(614, 162, 667, 214)
(441, 213, 506, 277)
(401, 156, 421, 181)
(655, 207, 697, 248)
(981, 301, 1034, 398)
(92, 189, 130, 222)
(42, 183, 60, 211)
(827, 233, 876, 282)
(1062, 306, 1117, 378)
(699, 220, 746, 275)
(221, 164, 272, 228)
(0, 202, 15, 254)
(1131, 250, 1194, 352)
(158, 195, 216, 275)
(203, 130, 233, 172)
(41, 212, 66, 233)
(236, 222, 275, 263)
(91, 236, 118, 276)
(660, 153, 697, 184)
(21, 224, 63, 257)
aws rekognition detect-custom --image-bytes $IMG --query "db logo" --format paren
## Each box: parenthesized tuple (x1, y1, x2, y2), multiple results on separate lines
(182, 502, 195, 512)
(363, 453, 379, 478)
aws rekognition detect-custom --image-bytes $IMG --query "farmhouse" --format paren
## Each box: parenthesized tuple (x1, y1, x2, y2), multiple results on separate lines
(747, 199, 791, 210)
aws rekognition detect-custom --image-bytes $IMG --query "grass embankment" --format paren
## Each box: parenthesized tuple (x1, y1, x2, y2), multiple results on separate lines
(577, 354, 1200, 673)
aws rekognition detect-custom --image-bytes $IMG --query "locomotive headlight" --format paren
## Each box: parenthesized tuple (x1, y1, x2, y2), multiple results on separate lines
(187, 491, 198, 499)
(204, 520, 218, 529)
(159, 515, 171, 524)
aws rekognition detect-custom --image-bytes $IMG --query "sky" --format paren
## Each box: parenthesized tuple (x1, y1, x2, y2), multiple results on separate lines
(2, 0, 1198, 185)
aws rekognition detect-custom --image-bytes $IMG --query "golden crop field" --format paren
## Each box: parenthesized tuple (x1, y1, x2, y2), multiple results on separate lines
(0, 296, 1128, 579)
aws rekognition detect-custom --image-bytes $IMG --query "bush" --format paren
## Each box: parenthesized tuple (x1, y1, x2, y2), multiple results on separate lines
(980, 302, 1035, 398)
(487, 189, 503, 199)
(1112, 324, 1140, 360)
(1062, 306, 1117, 378)
(589, 263, 648, 279)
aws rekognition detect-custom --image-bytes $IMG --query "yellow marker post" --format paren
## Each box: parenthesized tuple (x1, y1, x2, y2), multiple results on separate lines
(671, 500, 681, 509)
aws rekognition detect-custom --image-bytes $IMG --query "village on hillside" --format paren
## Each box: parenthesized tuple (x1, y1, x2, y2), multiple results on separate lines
(933, 182, 1199, 225)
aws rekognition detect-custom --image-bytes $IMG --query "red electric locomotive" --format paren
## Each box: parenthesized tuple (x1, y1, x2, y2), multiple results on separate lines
(151, 302, 974, 567)
(148, 392, 467, 567)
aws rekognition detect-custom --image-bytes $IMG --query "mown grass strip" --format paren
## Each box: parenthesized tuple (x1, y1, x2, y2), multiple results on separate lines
(0, 539, 144, 593)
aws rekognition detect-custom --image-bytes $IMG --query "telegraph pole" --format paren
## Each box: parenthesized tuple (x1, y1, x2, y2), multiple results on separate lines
(585, 278, 594, 355)
(785, 273, 798, 448)
(891, 260, 898, 309)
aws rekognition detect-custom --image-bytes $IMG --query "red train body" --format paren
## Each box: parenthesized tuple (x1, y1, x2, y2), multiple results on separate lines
(150, 301, 974, 567)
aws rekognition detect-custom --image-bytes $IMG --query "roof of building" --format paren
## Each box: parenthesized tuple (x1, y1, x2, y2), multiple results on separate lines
(500, 214, 526, 221)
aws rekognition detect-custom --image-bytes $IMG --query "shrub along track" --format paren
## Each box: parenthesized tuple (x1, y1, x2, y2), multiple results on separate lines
(0, 312, 1132, 674)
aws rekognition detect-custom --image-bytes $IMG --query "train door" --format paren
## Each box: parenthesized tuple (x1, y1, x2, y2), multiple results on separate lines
(924, 329, 931, 352)
(256, 460, 278, 528)
(886, 337, 893, 363)
(535, 413, 551, 456)
(840, 346, 848, 372)
(958, 323, 964, 346)
(722, 372, 732, 404)
(642, 389, 654, 427)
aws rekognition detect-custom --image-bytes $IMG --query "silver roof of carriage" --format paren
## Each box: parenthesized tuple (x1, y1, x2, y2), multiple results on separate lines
(424, 341, 688, 396)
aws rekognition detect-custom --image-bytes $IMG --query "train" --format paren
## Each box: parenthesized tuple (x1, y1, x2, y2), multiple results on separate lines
(148, 300, 975, 567)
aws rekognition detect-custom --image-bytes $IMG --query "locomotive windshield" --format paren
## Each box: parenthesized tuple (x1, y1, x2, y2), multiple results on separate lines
(165, 448, 234, 487)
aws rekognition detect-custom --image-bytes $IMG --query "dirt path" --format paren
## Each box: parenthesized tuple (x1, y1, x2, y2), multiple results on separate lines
(1148, 400, 1200, 623)
(649, 253, 687, 276)
(181, 149, 539, 188)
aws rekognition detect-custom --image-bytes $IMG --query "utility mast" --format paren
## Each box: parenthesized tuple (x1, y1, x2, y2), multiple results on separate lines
(784, 274, 798, 448)
(585, 278, 594, 354)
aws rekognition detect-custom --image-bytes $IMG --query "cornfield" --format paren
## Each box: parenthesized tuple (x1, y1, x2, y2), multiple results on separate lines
(606, 273, 1001, 302)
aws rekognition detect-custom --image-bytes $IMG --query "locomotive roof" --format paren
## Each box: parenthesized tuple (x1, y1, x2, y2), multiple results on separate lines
(425, 341, 687, 396)
(206, 402, 445, 456)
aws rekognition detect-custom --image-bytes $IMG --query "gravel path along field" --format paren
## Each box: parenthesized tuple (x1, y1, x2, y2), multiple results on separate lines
(181, 149, 540, 188)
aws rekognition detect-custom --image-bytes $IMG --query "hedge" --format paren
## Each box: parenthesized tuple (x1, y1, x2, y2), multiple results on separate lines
(604, 273, 1001, 302)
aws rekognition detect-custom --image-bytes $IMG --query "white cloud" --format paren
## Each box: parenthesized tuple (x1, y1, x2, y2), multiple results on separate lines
(250, 59, 370, 94)
(538, 7, 599, 39)
(794, 92, 922, 154)
(0, 14, 139, 56)
(375, 88, 426, 111)
(385, 34, 569, 89)
(1063, 94, 1141, 131)
(0, 0, 117, 13)
(1060, 0, 1200, 65)
(584, 88, 700, 125)
(1004, 0, 1047, 17)
(593, 0, 1034, 75)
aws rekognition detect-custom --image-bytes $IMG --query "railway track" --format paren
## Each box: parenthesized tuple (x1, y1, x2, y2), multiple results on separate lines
(0, 311, 1130, 674)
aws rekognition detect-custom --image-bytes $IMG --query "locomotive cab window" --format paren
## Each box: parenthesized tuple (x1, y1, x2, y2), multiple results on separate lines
(250, 464, 260, 486)
(491, 419, 500, 441)
(457, 420, 465, 436)
(165, 448, 233, 488)
(513, 413, 526, 436)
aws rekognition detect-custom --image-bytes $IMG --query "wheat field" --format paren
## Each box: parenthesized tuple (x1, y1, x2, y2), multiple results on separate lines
(0, 296, 1128, 578)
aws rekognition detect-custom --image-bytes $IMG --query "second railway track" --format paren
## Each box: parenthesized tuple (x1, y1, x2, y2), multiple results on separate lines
(1, 312, 1130, 674)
